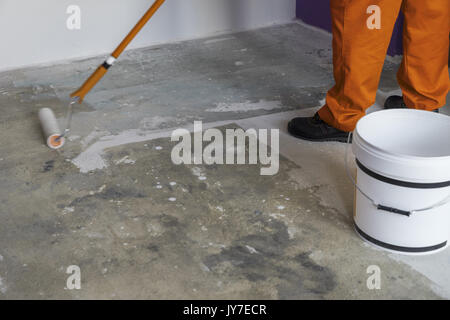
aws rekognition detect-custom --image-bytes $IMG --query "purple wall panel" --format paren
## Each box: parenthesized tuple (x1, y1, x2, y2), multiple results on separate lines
(296, 0, 332, 33)
(296, 0, 404, 56)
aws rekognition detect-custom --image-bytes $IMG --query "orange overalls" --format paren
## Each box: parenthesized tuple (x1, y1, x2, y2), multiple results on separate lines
(318, 0, 450, 132)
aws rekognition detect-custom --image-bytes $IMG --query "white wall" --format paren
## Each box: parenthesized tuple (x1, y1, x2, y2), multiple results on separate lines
(0, 0, 296, 71)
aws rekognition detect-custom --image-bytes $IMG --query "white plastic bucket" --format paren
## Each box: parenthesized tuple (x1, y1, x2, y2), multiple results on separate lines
(350, 109, 450, 255)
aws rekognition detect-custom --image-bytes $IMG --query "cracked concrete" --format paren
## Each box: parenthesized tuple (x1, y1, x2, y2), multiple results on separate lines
(0, 22, 449, 299)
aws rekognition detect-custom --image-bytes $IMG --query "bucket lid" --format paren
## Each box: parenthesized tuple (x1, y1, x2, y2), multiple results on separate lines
(353, 109, 450, 183)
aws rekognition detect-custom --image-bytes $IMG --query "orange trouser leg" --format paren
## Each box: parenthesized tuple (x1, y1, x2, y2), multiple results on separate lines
(318, 0, 403, 132)
(398, 0, 450, 110)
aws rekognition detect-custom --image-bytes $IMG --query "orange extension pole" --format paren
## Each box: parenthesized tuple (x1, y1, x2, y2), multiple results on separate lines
(71, 0, 166, 102)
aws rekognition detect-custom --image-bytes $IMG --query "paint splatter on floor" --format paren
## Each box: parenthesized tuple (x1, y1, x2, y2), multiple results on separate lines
(206, 100, 283, 113)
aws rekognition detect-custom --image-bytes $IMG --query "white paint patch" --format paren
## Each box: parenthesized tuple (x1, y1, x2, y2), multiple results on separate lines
(200, 263, 210, 272)
(245, 245, 259, 254)
(89, 184, 107, 195)
(204, 37, 235, 44)
(316, 98, 326, 108)
(207, 242, 226, 249)
(206, 100, 283, 113)
(115, 155, 136, 165)
(191, 167, 207, 181)
(68, 135, 80, 142)
(71, 128, 172, 173)
(63, 206, 75, 214)
(287, 226, 298, 239)
(0, 276, 7, 294)
(269, 213, 286, 219)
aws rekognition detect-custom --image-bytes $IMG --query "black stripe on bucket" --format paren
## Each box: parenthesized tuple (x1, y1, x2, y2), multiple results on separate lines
(355, 224, 447, 253)
(356, 159, 450, 189)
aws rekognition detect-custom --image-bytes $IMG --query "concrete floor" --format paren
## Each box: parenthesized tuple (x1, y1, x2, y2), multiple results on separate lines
(0, 22, 449, 299)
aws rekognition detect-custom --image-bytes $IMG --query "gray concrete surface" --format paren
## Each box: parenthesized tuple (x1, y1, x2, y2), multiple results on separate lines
(0, 22, 449, 299)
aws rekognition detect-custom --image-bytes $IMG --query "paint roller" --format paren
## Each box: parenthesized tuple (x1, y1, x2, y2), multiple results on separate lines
(39, 0, 166, 149)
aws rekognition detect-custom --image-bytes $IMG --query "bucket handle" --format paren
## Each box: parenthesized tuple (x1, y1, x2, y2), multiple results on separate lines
(345, 132, 450, 217)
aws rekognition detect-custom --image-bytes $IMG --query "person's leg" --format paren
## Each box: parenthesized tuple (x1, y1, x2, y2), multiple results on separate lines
(317, 0, 403, 132)
(397, 0, 450, 111)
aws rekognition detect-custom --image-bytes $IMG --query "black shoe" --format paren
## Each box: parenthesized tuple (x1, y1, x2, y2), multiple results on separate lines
(287, 113, 350, 143)
(384, 95, 439, 113)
